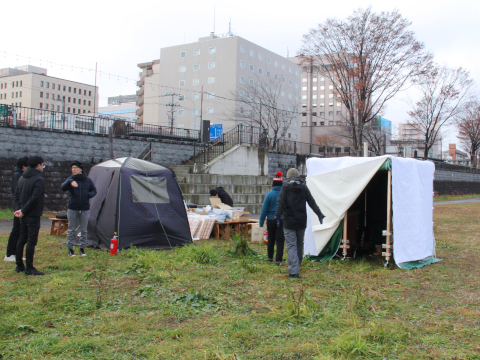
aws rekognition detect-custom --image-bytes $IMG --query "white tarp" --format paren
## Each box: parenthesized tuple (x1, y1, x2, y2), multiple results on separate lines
(391, 157, 436, 264)
(304, 156, 436, 267)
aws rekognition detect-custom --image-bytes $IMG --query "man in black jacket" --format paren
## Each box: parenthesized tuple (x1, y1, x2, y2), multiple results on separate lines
(210, 187, 234, 207)
(4, 156, 29, 262)
(275, 168, 325, 278)
(61, 161, 97, 256)
(13, 156, 45, 276)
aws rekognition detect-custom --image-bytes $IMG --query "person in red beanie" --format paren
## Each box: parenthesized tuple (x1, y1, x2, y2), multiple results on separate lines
(259, 171, 285, 265)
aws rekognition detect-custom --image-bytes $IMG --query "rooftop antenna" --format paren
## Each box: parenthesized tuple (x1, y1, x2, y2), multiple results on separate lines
(228, 18, 233, 36)
(213, 5, 215, 34)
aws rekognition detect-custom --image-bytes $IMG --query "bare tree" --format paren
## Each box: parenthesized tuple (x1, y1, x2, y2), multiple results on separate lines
(408, 64, 473, 159)
(456, 100, 480, 168)
(232, 74, 300, 150)
(362, 122, 389, 155)
(298, 7, 432, 154)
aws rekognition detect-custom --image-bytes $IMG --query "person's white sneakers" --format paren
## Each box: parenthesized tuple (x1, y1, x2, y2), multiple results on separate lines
(4, 255, 16, 262)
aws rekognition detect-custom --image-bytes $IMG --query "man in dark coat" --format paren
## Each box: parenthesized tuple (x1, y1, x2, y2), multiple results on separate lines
(275, 168, 325, 278)
(13, 156, 45, 275)
(210, 187, 234, 207)
(4, 156, 29, 262)
(61, 161, 97, 256)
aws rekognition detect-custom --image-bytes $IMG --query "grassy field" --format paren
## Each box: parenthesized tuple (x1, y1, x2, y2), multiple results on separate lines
(0, 203, 479, 359)
(0, 209, 58, 221)
(433, 194, 480, 202)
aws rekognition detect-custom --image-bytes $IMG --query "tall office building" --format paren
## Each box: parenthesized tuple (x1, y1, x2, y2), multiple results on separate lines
(0, 65, 98, 116)
(136, 33, 301, 140)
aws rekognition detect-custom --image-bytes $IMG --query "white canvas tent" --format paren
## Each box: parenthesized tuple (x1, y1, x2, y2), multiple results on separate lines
(304, 156, 441, 269)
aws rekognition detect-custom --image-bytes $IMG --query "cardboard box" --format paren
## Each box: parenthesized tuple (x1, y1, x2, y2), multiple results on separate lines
(209, 197, 233, 210)
(238, 212, 250, 221)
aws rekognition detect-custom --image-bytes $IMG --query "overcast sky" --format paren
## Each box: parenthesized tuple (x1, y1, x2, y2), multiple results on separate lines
(2, 0, 479, 148)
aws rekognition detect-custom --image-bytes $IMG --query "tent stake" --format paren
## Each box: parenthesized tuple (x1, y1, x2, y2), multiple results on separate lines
(383, 170, 392, 266)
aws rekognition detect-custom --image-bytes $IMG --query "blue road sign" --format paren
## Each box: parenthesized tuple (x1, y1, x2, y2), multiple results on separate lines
(210, 124, 223, 140)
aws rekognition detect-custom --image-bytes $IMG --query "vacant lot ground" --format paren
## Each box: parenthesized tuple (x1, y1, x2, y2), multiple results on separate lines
(1, 203, 479, 359)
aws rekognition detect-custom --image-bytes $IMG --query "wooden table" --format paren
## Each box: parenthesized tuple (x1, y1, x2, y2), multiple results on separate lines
(49, 218, 68, 236)
(212, 219, 259, 239)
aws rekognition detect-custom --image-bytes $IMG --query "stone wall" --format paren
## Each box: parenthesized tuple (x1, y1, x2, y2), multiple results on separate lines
(0, 127, 196, 210)
(435, 170, 480, 182)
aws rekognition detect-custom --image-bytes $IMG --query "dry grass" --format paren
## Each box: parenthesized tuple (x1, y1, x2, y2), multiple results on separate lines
(0, 203, 479, 359)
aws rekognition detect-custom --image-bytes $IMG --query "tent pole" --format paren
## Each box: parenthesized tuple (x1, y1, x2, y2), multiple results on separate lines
(341, 211, 349, 260)
(383, 170, 392, 266)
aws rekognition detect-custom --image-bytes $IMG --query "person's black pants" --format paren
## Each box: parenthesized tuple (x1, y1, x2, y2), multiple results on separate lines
(6, 216, 21, 257)
(15, 216, 40, 269)
(266, 219, 285, 263)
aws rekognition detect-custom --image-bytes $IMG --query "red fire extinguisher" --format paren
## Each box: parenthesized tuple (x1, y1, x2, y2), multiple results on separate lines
(110, 233, 118, 255)
(263, 230, 268, 245)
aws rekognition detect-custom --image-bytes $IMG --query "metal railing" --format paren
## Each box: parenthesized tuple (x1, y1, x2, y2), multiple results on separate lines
(0, 105, 201, 142)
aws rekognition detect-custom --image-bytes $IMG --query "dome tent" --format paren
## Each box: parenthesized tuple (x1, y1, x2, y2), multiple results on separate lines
(87, 157, 192, 250)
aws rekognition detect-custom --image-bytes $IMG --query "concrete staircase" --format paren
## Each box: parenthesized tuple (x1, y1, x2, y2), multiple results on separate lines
(169, 165, 270, 214)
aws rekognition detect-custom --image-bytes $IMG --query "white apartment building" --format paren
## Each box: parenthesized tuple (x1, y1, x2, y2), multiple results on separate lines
(136, 33, 301, 140)
(289, 57, 349, 147)
(392, 123, 442, 158)
(98, 94, 138, 122)
(0, 65, 98, 116)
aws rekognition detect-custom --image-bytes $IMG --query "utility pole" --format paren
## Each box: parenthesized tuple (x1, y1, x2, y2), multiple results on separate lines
(165, 93, 179, 134)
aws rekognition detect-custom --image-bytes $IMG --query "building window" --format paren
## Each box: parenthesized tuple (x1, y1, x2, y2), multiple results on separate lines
(45, 93, 49, 99)
(239, 91, 244, 98)
(258, 53, 263, 60)
(258, 68, 263, 75)
(319, 103, 324, 107)
(275, 74, 278, 80)
(208, 77, 215, 84)
(267, 57, 271, 64)
(289, 80, 292, 86)
(39, 103, 43, 108)
(83, 100, 86, 105)
(312, 78, 317, 83)
(302, 95, 307, 100)
(240, 45, 245, 53)
(312, 86, 317, 91)
(295, 83, 299, 88)
(282, 77, 285, 83)
(180, 51, 186, 57)
(249, 79, 254, 86)
(74, 88, 77, 93)
(329, 121, 333, 125)
(249, 64, 254, 71)
(239, 107, 243, 114)
(329, 94, 334, 98)
(179, 65, 186, 72)
(73, 98, 76, 103)
(282, 64, 286, 70)
(312, 112, 317, 117)
(40, 81, 44, 87)
(193, 93, 200, 100)
(178, 95, 185, 101)
(72, 108, 75, 113)
(68, 97, 71, 102)
(240, 61, 245, 68)
(296, 70, 299, 76)
(89, 91, 92, 96)
(329, 85, 333, 89)
(178, 109, 185, 116)
(58, 85, 61, 90)
(88, 101, 91, 106)
(337, 111, 342, 115)
(320, 121, 324, 126)
(329, 103, 333, 107)
(68, 87, 71, 92)
(320, 112, 325, 116)
(193, 109, 199, 115)
(68, 107, 70, 112)
(302, 113, 307, 117)
(179, 80, 185, 87)
(45, 104, 49, 110)
(194, 49, 200, 56)
(84, 90, 86, 95)
(281, 91, 285, 97)
(329, 112, 334, 116)
(207, 92, 214, 99)
(302, 87, 307, 91)
(40, 92, 43, 98)
(288, 93, 292, 99)
(266, 71, 271, 78)
(312, 95, 317, 99)
(57, 105, 60, 111)
(275, 60, 278, 67)
(208, 62, 215, 69)
(320, 95, 324, 99)
(193, 79, 199, 85)
(250, 49, 254, 57)
(207, 107, 214, 114)
(302, 78, 307, 82)
(320, 77, 325, 81)
(312, 103, 317, 107)
(312, 122, 317, 126)
(193, 64, 200, 70)
(19, 91, 22, 97)
(337, 102, 342, 107)
(289, 67, 292, 73)
(209, 47, 216, 54)
(320, 86, 325, 90)
(302, 122, 307, 126)
(78, 88, 81, 94)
